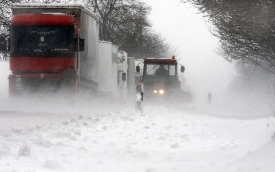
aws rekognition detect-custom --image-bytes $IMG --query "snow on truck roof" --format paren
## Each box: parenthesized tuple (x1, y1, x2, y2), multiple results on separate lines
(12, 3, 98, 21)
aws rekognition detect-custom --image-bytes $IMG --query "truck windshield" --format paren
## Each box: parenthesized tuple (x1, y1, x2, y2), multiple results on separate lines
(144, 64, 177, 83)
(145, 64, 176, 76)
(10, 25, 75, 57)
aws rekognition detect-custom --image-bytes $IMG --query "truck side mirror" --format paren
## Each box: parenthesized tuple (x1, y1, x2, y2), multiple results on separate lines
(122, 72, 127, 81)
(180, 66, 185, 73)
(136, 65, 140, 73)
(79, 38, 84, 51)
(0, 35, 5, 51)
(0, 35, 10, 52)
(74, 38, 85, 52)
(7, 38, 10, 51)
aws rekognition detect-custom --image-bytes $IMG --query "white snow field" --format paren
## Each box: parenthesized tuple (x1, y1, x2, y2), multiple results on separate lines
(0, 102, 275, 172)
(0, 61, 275, 172)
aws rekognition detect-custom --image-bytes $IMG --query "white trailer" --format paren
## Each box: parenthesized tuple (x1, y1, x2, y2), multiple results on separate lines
(98, 41, 128, 97)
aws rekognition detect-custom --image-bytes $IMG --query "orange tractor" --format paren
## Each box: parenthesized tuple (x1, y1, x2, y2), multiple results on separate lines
(136, 56, 190, 102)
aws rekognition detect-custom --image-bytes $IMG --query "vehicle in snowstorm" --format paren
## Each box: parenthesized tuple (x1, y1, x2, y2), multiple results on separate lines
(0, 4, 134, 98)
(136, 56, 191, 102)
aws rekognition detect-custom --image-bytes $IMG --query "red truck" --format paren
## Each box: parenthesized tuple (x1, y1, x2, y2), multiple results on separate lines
(0, 4, 132, 97)
(2, 4, 94, 95)
(0, 3, 134, 98)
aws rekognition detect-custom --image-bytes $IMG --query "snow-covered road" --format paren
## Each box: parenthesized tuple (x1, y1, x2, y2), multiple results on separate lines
(1, 102, 274, 172)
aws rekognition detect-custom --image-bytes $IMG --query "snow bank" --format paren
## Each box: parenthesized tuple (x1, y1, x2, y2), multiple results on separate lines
(0, 105, 274, 172)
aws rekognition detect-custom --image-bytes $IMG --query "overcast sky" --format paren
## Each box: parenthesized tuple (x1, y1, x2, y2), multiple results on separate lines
(145, 0, 236, 103)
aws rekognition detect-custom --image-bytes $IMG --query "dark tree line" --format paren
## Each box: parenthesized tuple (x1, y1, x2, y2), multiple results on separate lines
(0, 0, 173, 60)
(183, 0, 275, 74)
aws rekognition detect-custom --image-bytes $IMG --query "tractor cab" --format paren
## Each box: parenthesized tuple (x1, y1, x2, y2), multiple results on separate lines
(136, 56, 185, 99)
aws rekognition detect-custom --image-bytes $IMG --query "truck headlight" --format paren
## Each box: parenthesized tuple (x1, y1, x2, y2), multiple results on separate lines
(159, 89, 164, 95)
(154, 90, 158, 94)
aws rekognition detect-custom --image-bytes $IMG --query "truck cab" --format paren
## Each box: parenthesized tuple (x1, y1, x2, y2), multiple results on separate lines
(1, 4, 91, 95)
(136, 56, 185, 99)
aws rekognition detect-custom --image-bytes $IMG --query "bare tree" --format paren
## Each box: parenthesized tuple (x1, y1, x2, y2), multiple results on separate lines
(85, 0, 172, 58)
(0, 0, 173, 60)
(183, 0, 275, 74)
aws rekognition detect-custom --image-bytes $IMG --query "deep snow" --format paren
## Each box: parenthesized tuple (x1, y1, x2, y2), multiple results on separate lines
(0, 105, 275, 172)
(0, 61, 275, 172)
